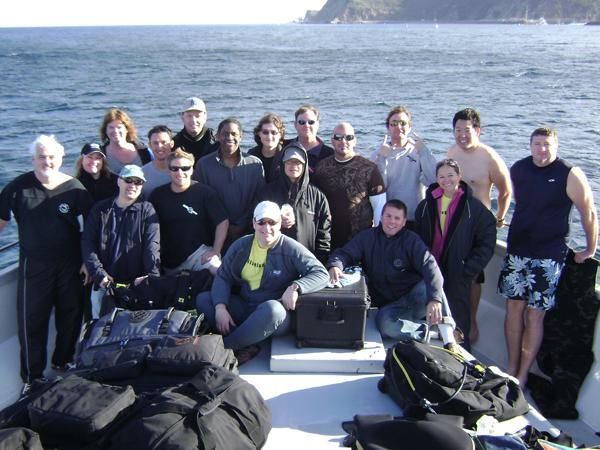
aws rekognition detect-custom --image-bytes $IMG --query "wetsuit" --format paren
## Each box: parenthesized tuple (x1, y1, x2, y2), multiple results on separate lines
(0, 172, 92, 382)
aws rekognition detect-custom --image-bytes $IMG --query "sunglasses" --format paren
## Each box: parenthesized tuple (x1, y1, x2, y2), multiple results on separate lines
(389, 120, 410, 127)
(122, 177, 144, 186)
(297, 119, 316, 126)
(260, 129, 280, 136)
(332, 134, 355, 142)
(169, 165, 192, 172)
(256, 219, 278, 226)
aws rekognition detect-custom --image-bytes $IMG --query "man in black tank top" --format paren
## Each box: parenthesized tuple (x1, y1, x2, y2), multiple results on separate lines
(498, 127, 598, 387)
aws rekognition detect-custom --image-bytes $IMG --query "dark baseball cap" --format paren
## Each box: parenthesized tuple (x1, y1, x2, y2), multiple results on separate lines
(81, 143, 105, 157)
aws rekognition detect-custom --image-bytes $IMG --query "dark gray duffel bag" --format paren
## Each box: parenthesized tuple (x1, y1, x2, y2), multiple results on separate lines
(0, 427, 43, 450)
(27, 375, 136, 443)
(108, 363, 271, 450)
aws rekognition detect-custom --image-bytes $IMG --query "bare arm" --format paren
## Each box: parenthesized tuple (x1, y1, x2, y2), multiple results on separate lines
(489, 152, 512, 225)
(205, 219, 229, 259)
(566, 167, 598, 263)
(0, 218, 7, 233)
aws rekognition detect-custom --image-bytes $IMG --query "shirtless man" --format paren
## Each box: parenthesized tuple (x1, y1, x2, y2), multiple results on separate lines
(447, 108, 511, 343)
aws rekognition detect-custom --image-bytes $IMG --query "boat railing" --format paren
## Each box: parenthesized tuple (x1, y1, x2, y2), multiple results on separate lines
(0, 241, 18, 254)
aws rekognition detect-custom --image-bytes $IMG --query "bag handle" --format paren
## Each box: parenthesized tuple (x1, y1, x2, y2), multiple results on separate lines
(158, 307, 175, 334)
(102, 307, 123, 336)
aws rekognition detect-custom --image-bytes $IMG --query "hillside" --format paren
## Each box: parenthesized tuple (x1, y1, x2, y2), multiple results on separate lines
(303, 0, 600, 23)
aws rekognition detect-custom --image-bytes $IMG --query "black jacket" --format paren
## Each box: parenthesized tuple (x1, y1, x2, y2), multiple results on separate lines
(82, 197, 161, 286)
(77, 171, 118, 203)
(258, 144, 331, 263)
(174, 127, 217, 164)
(414, 181, 496, 336)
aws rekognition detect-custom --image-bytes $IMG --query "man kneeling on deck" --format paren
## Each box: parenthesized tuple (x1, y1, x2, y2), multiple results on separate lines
(327, 199, 458, 349)
(196, 201, 329, 363)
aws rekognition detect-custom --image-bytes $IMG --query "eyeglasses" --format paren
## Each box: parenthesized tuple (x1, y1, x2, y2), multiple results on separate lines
(260, 129, 280, 136)
(297, 119, 316, 126)
(169, 165, 192, 172)
(256, 219, 278, 226)
(332, 134, 355, 142)
(122, 177, 144, 186)
(389, 120, 410, 127)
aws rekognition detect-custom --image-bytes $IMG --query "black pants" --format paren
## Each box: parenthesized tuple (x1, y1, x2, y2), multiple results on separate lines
(17, 254, 83, 382)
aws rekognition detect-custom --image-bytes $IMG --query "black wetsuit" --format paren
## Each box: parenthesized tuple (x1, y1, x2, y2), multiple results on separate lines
(0, 172, 92, 382)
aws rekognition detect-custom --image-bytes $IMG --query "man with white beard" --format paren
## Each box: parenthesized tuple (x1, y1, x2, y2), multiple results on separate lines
(0, 135, 93, 394)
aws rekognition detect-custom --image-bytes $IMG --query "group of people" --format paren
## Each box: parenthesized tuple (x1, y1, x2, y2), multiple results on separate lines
(0, 98, 596, 394)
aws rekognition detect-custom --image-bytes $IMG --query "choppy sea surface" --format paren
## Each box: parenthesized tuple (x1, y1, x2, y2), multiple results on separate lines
(1, 23, 599, 269)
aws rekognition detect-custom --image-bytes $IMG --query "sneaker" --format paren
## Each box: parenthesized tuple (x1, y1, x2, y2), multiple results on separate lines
(234, 344, 261, 366)
(20, 377, 49, 397)
(20, 382, 32, 396)
(51, 362, 75, 372)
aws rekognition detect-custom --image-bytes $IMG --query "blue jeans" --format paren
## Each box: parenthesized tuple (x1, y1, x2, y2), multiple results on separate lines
(376, 280, 455, 341)
(196, 292, 291, 350)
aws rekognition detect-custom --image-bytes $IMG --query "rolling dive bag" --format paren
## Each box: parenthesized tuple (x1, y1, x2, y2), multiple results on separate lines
(295, 274, 370, 350)
(75, 308, 205, 379)
(378, 340, 529, 428)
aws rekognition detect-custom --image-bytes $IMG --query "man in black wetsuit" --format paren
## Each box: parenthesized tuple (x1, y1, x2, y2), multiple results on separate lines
(0, 135, 93, 394)
(173, 96, 217, 165)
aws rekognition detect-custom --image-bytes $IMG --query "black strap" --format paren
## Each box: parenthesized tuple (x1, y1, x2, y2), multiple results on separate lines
(102, 307, 122, 336)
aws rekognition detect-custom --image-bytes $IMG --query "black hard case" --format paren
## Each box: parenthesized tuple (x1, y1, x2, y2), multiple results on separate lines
(295, 276, 370, 349)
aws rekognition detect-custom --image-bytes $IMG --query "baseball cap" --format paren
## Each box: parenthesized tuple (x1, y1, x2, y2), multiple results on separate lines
(282, 147, 306, 164)
(253, 201, 281, 222)
(119, 164, 146, 182)
(181, 97, 206, 113)
(80, 143, 105, 158)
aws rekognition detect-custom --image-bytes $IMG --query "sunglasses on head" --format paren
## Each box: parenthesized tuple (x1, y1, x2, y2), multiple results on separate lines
(260, 129, 279, 136)
(297, 119, 316, 126)
(169, 165, 192, 172)
(123, 177, 144, 186)
(332, 134, 355, 142)
(256, 218, 278, 226)
(389, 120, 410, 127)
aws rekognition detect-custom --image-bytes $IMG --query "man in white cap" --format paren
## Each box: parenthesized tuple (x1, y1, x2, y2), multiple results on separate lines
(196, 200, 328, 363)
(82, 164, 160, 319)
(173, 96, 217, 164)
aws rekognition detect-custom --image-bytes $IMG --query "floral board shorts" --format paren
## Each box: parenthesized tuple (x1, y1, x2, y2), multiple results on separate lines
(497, 253, 564, 311)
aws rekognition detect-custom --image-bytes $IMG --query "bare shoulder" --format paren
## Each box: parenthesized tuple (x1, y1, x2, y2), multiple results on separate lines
(446, 143, 461, 158)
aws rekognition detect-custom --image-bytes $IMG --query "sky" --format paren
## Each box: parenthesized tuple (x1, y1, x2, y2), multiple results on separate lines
(1, 0, 328, 27)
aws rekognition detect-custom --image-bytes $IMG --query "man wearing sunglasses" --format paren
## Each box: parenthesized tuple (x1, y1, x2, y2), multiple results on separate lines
(196, 201, 328, 362)
(313, 122, 386, 250)
(289, 104, 333, 174)
(370, 106, 436, 226)
(150, 149, 228, 276)
(142, 125, 175, 196)
(82, 164, 160, 319)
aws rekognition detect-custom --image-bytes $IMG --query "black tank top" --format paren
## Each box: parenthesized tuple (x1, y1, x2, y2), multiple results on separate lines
(507, 156, 572, 259)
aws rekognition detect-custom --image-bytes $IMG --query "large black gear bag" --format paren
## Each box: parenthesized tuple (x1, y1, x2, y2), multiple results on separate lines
(108, 363, 271, 450)
(378, 340, 529, 428)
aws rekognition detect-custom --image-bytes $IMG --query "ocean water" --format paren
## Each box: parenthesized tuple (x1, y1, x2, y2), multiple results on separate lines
(1, 23, 599, 269)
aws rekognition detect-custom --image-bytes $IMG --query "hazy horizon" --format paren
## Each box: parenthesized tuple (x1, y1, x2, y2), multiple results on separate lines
(1, 0, 328, 28)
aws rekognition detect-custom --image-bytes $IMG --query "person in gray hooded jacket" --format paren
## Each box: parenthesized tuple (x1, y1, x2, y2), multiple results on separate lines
(196, 201, 329, 354)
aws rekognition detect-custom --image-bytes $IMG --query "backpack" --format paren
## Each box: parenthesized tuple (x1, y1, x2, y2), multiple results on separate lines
(103, 269, 213, 312)
(0, 427, 42, 450)
(108, 363, 271, 450)
(378, 340, 529, 428)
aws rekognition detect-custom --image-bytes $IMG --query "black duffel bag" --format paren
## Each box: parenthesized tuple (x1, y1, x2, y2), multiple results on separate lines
(378, 340, 529, 428)
(108, 363, 271, 450)
(27, 375, 136, 445)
